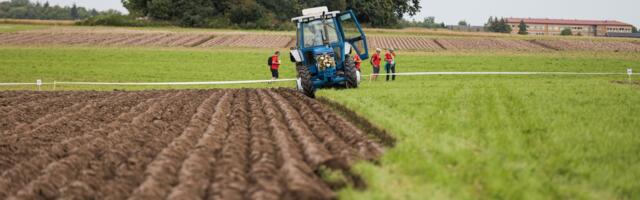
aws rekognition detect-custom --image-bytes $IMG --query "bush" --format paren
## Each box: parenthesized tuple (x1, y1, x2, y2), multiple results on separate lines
(561, 28, 572, 36)
(78, 14, 172, 27)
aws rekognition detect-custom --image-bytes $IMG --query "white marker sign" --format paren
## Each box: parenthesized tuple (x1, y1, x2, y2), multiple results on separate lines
(628, 68, 633, 76)
(36, 79, 42, 86)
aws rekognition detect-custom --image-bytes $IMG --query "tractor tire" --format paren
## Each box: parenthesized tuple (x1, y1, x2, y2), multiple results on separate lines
(344, 54, 359, 88)
(296, 63, 316, 98)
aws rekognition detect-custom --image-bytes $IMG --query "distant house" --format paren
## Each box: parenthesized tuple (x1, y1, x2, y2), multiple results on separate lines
(506, 18, 634, 36)
(447, 25, 486, 32)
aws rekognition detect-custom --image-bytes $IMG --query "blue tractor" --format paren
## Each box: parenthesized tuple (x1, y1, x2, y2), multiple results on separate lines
(290, 7, 369, 98)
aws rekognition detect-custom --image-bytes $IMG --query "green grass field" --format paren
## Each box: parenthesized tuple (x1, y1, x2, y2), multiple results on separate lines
(0, 24, 50, 33)
(1, 46, 639, 199)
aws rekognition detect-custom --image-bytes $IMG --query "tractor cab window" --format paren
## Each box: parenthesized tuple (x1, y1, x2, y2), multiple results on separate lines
(339, 12, 368, 59)
(302, 19, 339, 48)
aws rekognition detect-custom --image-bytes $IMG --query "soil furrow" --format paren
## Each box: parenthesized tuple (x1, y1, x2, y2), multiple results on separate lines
(208, 90, 252, 200)
(128, 90, 223, 200)
(0, 92, 170, 199)
(166, 91, 235, 200)
(0, 92, 117, 171)
(98, 91, 208, 200)
(245, 90, 283, 200)
(0, 92, 107, 134)
(5, 92, 182, 200)
(0, 89, 389, 199)
(285, 90, 384, 161)
(278, 90, 359, 168)
(266, 90, 334, 168)
(256, 89, 334, 200)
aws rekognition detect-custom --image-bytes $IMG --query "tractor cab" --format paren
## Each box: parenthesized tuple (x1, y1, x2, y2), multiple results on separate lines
(290, 7, 369, 98)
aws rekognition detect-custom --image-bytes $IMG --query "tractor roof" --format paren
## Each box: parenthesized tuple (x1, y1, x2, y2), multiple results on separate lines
(291, 6, 340, 22)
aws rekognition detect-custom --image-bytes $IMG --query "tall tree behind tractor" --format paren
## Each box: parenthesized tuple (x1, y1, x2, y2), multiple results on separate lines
(290, 7, 369, 98)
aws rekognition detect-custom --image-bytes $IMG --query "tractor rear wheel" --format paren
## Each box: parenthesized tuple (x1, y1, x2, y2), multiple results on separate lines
(296, 63, 316, 98)
(344, 54, 359, 88)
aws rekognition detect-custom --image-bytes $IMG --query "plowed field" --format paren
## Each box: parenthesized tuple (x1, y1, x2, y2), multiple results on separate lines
(0, 89, 387, 200)
(530, 39, 640, 52)
(2, 28, 638, 51)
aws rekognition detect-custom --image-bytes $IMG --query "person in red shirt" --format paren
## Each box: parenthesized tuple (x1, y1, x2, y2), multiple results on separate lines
(370, 48, 382, 81)
(353, 53, 362, 72)
(384, 48, 396, 81)
(270, 51, 281, 80)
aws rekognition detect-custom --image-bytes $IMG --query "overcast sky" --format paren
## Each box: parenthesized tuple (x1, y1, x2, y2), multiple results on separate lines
(13, 0, 640, 27)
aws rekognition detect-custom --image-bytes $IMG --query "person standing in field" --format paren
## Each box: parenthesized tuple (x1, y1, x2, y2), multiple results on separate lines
(385, 48, 396, 81)
(270, 51, 281, 81)
(353, 52, 362, 72)
(370, 48, 382, 81)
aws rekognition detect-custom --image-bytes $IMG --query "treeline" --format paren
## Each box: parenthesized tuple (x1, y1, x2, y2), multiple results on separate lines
(0, 0, 118, 20)
(399, 16, 445, 28)
(485, 17, 511, 33)
(121, 0, 421, 29)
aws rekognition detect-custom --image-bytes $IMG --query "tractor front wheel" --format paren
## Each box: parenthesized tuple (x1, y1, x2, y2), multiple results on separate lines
(296, 63, 316, 98)
(344, 54, 359, 88)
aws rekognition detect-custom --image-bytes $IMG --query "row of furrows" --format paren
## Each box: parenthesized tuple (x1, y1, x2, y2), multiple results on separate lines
(3, 32, 640, 51)
(0, 92, 122, 171)
(369, 36, 442, 50)
(0, 92, 87, 123)
(256, 89, 333, 199)
(0, 91, 200, 199)
(530, 39, 640, 51)
(0, 33, 215, 47)
(0, 89, 387, 199)
(1, 92, 164, 174)
(127, 90, 224, 199)
(196, 35, 293, 48)
(129, 89, 337, 200)
(0, 92, 111, 142)
(0, 91, 172, 199)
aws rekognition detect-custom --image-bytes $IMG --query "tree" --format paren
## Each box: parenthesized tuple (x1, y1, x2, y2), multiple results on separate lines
(0, 0, 113, 20)
(70, 3, 78, 19)
(518, 20, 528, 35)
(633, 26, 638, 33)
(485, 17, 511, 33)
(398, 16, 445, 28)
(121, 0, 422, 28)
(90, 9, 98, 17)
(458, 20, 468, 26)
(561, 28, 572, 36)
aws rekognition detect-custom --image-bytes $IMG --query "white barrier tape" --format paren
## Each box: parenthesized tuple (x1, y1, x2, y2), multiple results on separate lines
(0, 71, 635, 87)
(361, 72, 629, 77)
(0, 83, 50, 86)
(53, 79, 296, 86)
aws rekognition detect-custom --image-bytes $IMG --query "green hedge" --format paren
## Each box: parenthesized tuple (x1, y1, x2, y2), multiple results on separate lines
(78, 14, 172, 27)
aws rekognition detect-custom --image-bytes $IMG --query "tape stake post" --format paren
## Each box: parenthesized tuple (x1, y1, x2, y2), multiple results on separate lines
(36, 79, 42, 91)
(628, 68, 633, 82)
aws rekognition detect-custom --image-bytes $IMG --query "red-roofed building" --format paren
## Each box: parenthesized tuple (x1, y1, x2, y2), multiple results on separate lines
(506, 18, 633, 36)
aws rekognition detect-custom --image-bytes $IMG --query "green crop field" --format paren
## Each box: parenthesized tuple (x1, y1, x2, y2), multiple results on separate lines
(0, 24, 50, 33)
(1, 46, 640, 199)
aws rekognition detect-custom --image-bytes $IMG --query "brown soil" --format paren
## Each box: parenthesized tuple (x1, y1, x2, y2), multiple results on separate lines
(533, 39, 640, 52)
(2, 30, 639, 52)
(0, 89, 388, 200)
(368, 36, 442, 50)
(612, 80, 640, 86)
(435, 38, 548, 51)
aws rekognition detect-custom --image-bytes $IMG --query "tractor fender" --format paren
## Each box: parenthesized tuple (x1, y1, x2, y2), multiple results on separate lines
(290, 49, 303, 62)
